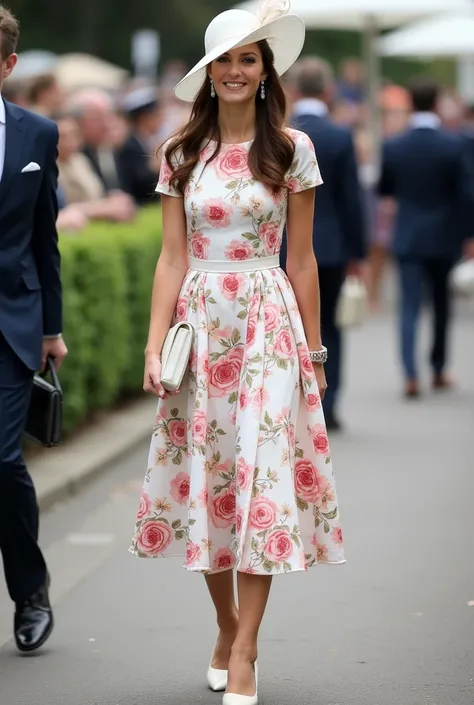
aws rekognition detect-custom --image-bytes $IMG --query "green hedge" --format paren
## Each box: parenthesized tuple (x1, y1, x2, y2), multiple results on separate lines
(59, 207, 162, 434)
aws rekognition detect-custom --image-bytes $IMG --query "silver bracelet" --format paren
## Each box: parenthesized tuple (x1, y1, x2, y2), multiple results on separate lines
(309, 346, 327, 364)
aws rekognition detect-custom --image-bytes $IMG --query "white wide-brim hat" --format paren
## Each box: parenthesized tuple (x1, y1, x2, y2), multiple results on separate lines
(174, 0, 306, 103)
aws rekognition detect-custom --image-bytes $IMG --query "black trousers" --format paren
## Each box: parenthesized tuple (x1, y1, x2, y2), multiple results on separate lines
(0, 333, 47, 603)
(318, 266, 345, 414)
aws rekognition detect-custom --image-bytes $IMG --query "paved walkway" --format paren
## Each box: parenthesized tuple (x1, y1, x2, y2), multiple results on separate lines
(0, 300, 473, 705)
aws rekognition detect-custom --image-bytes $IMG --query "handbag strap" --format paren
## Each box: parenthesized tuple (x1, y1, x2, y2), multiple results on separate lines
(46, 356, 63, 397)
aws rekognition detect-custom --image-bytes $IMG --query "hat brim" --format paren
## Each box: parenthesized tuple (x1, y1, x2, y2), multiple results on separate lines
(174, 14, 305, 103)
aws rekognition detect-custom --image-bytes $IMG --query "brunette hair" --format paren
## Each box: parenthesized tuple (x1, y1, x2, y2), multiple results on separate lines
(0, 5, 19, 60)
(165, 40, 295, 197)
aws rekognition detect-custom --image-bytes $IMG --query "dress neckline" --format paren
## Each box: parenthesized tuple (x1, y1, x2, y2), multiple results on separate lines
(206, 137, 255, 146)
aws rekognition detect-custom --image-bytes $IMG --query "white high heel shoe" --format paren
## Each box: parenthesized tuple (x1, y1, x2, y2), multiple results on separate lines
(207, 664, 228, 692)
(222, 661, 258, 705)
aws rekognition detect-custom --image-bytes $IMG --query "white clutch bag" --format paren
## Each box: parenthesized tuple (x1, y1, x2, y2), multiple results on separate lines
(336, 276, 368, 329)
(160, 322, 194, 393)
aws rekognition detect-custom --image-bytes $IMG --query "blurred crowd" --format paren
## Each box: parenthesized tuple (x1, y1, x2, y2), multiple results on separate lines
(4, 54, 474, 310)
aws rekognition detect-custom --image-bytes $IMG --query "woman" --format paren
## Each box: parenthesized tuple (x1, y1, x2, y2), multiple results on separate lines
(130, 2, 345, 703)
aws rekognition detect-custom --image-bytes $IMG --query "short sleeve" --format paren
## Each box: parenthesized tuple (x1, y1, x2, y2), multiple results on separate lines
(155, 141, 183, 198)
(286, 129, 323, 193)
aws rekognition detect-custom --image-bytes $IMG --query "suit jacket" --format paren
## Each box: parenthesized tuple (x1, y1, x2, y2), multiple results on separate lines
(115, 134, 158, 205)
(0, 100, 61, 371)
(280, 113, 365, 269)
(378, 127, 474, 260)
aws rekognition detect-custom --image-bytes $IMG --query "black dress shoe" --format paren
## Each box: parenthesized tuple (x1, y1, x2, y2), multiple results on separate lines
(325, 410, 342, 432)
(14, 577, 54, 653)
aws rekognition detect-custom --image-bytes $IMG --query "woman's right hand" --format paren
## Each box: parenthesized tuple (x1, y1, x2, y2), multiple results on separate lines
(143, 353, 166, 398)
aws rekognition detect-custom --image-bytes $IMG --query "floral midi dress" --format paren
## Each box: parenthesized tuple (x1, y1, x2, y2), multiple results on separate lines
(129, 128, 345, 575)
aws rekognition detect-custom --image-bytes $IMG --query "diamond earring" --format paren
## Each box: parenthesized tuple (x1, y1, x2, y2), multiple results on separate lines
(260, 80, 266, 100)
(210, 78, 216, 98)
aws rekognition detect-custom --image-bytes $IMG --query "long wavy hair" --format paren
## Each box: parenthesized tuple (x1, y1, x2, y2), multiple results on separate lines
(164, 40, 295, 197)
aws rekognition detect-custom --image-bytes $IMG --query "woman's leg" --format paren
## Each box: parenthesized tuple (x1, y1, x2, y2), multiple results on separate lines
(227, 573, 272, 695)
(205, 570, 239, 669)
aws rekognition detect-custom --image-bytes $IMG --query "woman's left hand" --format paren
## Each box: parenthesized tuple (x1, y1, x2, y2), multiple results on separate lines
(312, 362, 327, 401)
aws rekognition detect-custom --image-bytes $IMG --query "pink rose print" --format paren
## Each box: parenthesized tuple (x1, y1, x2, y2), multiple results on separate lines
(239, 387, 250, 410)
(310, 424, 329, 456)
(191, 231, 210, 259)
(197, 487, 208, 508)
(305, 393, 321, 410)
(175, 297, 187, 322)
(170, 471, 190, 505)
(298, 347, 314, 379)
(294, 459, 320, 503)
(224, 239, 253, 261)
(248, 496, 278, 530)
(236, 509, 243, 534)
(331, 526, 343, 545)
(209, 346, 244, 398)
(274, 329, 296, 360)
(264, 303, 280, 333)
(246, 317, 257, 346)
(252, 387, 269, 413)
(137, 492, 150, 520)
(168, 419, 187, 447)
(264, 528, 293, 562)
(213, 547, 236, 571)
(288, 176, 301, 193)
(218, 273, 244, 301)
(192, 411, 207, 445)
(158, 156, 173, 188)
(186, 540, 202, 566)
(259, 221, 280, 254)
(236, 458, 253, 491)
(136, 520, 172, 556)
(203, 198, 233, 228)
(211, 488, 236, 528)
(215, 146, 251, 180)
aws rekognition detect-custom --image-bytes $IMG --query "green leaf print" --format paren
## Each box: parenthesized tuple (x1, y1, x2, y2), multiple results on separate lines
(296, 496, 309, 511)
(172, 519, 181, 529)
(170, 408, 179, 418)
(216, 429, 226, 435)
(175, 530, 185, 540)
(231, 329, 241, 344)
(228, 392, 238, 404)
(264, 411, 273, 427)
(276, 358, 288, 371)
(251, 537, 260, 552)
(208, 297, 217, 304)
(237, 310, 247, 320)
(246, 374, 253, 387)
(211, 420, 217, 429)
(242, 232, 257, 240)
(188, 519, 196, 526)
(323, 520, 330, 534)
(325, 456, 331, 464)
(172, 453, 182, 466)
(283, 561, 292, 572)
(265, 211, 274, 222)
(322, 508, 338, 520)
(263, 559, 275, 573)
(291, 533, 301, 547)
(225, 180, 239, 190)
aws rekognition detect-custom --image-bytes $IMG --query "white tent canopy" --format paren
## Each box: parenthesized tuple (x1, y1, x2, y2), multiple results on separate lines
(237, 0, 474, 30)
(379, 12, 474, 58)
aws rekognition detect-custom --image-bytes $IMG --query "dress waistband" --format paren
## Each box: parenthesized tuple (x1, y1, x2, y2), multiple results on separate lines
(189, 255, 280, 273)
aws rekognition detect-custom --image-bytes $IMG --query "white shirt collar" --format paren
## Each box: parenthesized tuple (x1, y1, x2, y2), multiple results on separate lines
(410, 112, 441, 130)
(293, 98, 328, 118)
(0, 96, 5, 124)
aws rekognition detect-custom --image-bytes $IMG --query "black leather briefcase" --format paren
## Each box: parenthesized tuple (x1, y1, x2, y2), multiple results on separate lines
(25, 356, 63, 447)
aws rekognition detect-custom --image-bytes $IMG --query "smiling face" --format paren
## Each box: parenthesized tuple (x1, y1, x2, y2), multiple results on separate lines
(208, 42, 267, 105)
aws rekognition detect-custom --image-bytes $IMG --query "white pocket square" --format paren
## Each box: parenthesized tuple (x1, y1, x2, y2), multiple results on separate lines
(21, 162, 41, 173)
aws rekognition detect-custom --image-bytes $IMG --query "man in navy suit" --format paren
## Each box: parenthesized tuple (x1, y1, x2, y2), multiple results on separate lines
(281, 58, 366, 430)
(0, 6, 67, 651)
(379, 78, 474, 397)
